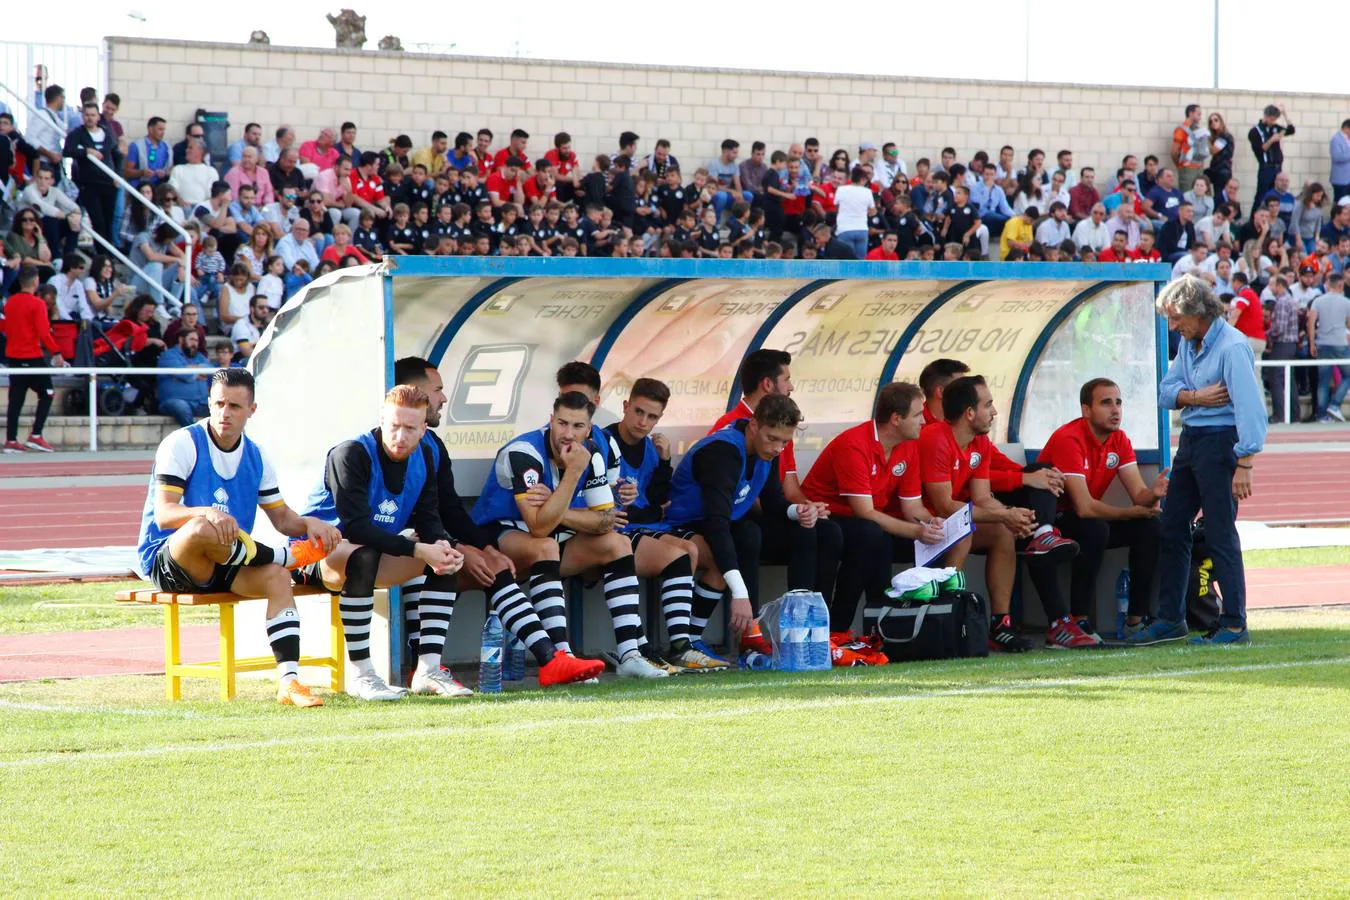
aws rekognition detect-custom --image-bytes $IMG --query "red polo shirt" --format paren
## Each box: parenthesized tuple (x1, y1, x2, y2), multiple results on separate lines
(1037, 417, 1137, 509)
(801, 421, 921, 518)
(492, 147, 531, 173)
(486, 171, 518, 204)
(1230, 287, 1266, 341)
(919, 420, 993, 512)
(349, 171, 385, 204)
(711, 399, 797, 480)
(545, 148, 578, 179)
(921, 404, 1023, 492)
(865, 247, 899, 261)
(523, 175, 555, 205)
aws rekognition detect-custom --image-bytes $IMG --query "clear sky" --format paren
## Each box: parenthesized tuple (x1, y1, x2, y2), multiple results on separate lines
(7, 0, 1348, 95)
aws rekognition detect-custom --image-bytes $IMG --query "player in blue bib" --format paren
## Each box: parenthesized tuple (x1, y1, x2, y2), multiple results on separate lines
(135, 368, 341, 708)
(471, 390, 667, 680)
(664, 394, 836, 654)
(603, 377, 726, 673)
(299, 385, 465, 701)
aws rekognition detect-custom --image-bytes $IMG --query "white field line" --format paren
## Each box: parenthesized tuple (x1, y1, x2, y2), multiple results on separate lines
(1, 656, 1345, 770)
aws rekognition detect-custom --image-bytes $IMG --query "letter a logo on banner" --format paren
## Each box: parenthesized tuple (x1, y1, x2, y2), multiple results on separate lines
(450, 343, 533, 424)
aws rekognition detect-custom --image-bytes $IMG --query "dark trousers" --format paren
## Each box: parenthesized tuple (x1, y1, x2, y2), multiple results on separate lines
(831, 516, 914, 631)
(1253, 165, 1280, 215)
(78, 183, 118, 248)
(1265, 340, 1298, 422)
(751, 512, 842, 611)
(1056, 511, 1162, 620)
(41, 215, 78, 260)
(1335, 183, 1350, 204)
(996, 468, 1069, 621)
(4, 357, 55, 442)
(1156, 427, 1246, 629)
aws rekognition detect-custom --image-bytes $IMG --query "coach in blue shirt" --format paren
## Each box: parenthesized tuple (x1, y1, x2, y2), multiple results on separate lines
(1129, 275, 1266, 646)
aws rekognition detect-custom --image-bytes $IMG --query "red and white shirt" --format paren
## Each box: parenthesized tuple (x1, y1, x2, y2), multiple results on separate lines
(349, 171, 385, 204)
(801, 421, 921, 518)
(919, 420, 993, 512)
(1036, 417, 1137, 508)
(711, 399, 797, 481)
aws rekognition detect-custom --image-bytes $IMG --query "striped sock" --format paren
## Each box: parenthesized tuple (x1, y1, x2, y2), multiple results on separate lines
(415, 573, 457, 672)
(689, 580, 723, 642)
(402, 573, 425, 652)
(265, 607, 301, 684)
(528, 560, 570, 655)
(490, 571, 556, 665)
(660, 556, 695, 648)
(227, 533, 294, 568)
(340, 592, 376, 673)
(602, 555, 644, 660)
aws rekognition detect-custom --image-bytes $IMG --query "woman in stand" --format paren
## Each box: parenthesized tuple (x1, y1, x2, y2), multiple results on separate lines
(1204, 112, 1236, 199)
(4, 210, 54, 283)
(1290, 183, 1329, 254)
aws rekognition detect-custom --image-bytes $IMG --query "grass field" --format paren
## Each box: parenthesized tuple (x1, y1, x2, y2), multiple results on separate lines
(3, 607, 1348, 896)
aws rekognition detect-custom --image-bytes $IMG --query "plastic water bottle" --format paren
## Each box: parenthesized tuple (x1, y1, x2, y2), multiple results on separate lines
(738, 650, 774, 671)
(776, 593, 798, 671)
(479, 613, 504, 693)
(1115, 569, 1132, 641)
(504, 633, 527, 681)
(805, 592, 831, 670)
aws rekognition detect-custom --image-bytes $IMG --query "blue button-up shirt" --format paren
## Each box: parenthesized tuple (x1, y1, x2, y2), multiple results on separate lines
(1159, 317, 1267, 457)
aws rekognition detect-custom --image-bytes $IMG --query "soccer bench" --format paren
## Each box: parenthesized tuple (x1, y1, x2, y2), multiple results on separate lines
(115, 586, 345, 701)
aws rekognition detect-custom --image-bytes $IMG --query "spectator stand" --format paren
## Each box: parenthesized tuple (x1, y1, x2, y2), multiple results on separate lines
(245, 257, 1170, 675)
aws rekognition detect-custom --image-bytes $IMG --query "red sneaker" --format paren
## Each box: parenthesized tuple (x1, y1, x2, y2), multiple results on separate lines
(1047, 616, 1104, 649)
(1021, 528, 1079, 562)
(2, 440, 28, 454)
(538, 650, 605, 687)
(24, 435, 55, 453)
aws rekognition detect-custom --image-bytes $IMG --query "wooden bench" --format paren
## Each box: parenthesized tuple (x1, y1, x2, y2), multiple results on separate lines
(116, 585, 345, 701)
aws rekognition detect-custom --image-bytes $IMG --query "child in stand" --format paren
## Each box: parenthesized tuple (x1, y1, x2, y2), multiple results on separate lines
(285, 259, 313, 299)
(353, 210, 384, 257)
(194, 234, 227, 307)
(256, 254, 286, 309)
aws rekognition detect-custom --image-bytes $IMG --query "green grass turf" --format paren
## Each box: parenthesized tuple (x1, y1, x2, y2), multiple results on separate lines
(1241, 543, 1350, 570)
(0, 581, 215, 635)
(2, 607, 1348, 896)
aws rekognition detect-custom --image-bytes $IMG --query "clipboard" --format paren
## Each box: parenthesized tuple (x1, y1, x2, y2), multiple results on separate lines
(914, 502, 975, 567)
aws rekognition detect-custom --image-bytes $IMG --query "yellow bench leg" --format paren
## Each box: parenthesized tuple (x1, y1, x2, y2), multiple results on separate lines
(165, 604, 182, 702)
(330, 592, 345, 693)
(219, 602, 237, 701)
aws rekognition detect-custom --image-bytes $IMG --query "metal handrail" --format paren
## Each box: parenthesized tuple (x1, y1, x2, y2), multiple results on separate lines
(1252, 357, 1350, 425)
(80, 219, 184, 312)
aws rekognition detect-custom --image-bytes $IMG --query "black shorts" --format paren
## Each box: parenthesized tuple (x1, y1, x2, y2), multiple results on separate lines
(624, 527, 680, 552)
(491, 520, 576, 545)
(148, 541, 242, 594)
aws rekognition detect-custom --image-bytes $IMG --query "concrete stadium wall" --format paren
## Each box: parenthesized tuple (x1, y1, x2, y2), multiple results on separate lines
(107, 36, 1347, 204)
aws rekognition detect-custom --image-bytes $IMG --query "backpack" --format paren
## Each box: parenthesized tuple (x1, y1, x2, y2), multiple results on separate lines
(1186, 518, 1222, 632)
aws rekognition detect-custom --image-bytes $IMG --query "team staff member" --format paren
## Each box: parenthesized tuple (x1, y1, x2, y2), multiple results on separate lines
(917, 358, 1078, 560)
(801, 382, 945, 631)
(1129, 275, 1266, 645)
(393, 357, 603, 688)
(137, 369, 339, 708)
(919, 376, 1080, 652)
(472, 392, 666, 680)
(710, 349, 842, 610)
(302, 386, 466, 700)
(1039, 378, 1168, 637)
(665, 395, 828, 646)
(603, 377, 726, 672)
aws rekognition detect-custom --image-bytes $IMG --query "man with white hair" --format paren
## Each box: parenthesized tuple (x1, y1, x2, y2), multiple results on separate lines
(1072, 203, 1112, 251)
(1127, 275, 1266, 646)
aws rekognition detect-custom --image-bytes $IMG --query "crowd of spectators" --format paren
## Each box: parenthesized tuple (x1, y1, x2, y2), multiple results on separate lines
(2, 78, 1348, 425)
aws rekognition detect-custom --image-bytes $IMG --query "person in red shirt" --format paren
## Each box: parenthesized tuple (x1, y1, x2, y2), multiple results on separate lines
(802, 382, 945, 630)
(492, 128, 532, 175)
(348, 151, 391, 223)
(1097, 230, 1133, 263)
(1225, 271, 1266, 360)
(3, 266, 66, 452)
(523, 158, 557, 208)
(1130, 231, 1161, 263)
(711, 348, 841, 608)
(487, 157, 526, 210)
(471, 128, 495, 178)
(544, 131, 580, 204)
(865, 232, 900, 261)
(919, 375, 1087, 651)
(1038, 378, 1168, 637)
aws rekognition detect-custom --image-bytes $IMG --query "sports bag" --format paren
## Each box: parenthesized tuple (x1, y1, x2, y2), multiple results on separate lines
(872, 589, 989, 662)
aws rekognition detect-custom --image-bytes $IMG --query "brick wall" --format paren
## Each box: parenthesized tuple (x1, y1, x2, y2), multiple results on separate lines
(106, 37, 1347, 201)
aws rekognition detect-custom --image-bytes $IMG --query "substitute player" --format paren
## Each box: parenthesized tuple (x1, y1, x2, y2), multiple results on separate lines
(472, 391, 667, 679)
(604, 377, 725, 672)
(665, 394, 830, 648)
(302, 386, 466, 700)
(800, 382, 945, 631)
(1038, 378, 1167, 637)
(393, 356, 603, 687)
(136, 369, 340, 708)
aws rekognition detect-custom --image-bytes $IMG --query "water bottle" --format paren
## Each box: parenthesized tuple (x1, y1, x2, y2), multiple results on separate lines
(776, 593, 799, 671)
(1114, 569, 1132, 641)
(806, 592, 831, 670)
(738, 650, 774, 671)
(504, 633, 527, 681)
(479, 613, 504, 693)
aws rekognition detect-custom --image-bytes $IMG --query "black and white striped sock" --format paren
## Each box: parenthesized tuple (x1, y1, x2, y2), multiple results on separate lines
(226, 535, 294, 568)
(602, 555, 644, 660)
(341, 592, 376, 671)
(689, 580, 723, 641)
(660, 555, 694, 648)
(265, 607, 301, 684)
(402, 573, 425, 651)
(490, 571, 556, 665)
(528, 560, 570, 655)
(415, 572, 457, 672)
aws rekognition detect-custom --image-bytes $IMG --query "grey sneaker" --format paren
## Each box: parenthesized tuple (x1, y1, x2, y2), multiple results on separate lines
(350, 671, 408, 701)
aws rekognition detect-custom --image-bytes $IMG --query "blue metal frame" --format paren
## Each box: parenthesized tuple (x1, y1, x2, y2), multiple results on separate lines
(1154, 283, 1172, 470)
(387, 255, 1172, 283)
(1006, 283, 1114, 445)
(588, 278, 689, 371)
(726, 279, 837, 411)
(425, 277, 525, 367)
(875, 280, 981, 390)
(382, 273, 405, 684)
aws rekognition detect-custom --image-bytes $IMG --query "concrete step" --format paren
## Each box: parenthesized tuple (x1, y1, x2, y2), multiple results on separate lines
(6, 415, 176, 451)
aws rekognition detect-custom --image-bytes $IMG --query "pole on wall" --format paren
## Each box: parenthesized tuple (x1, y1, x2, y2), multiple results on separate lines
(1213, 0, 1219, 89)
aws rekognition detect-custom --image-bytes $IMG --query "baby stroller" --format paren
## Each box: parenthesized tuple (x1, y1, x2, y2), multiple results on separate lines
(60, 318, 144, 417)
